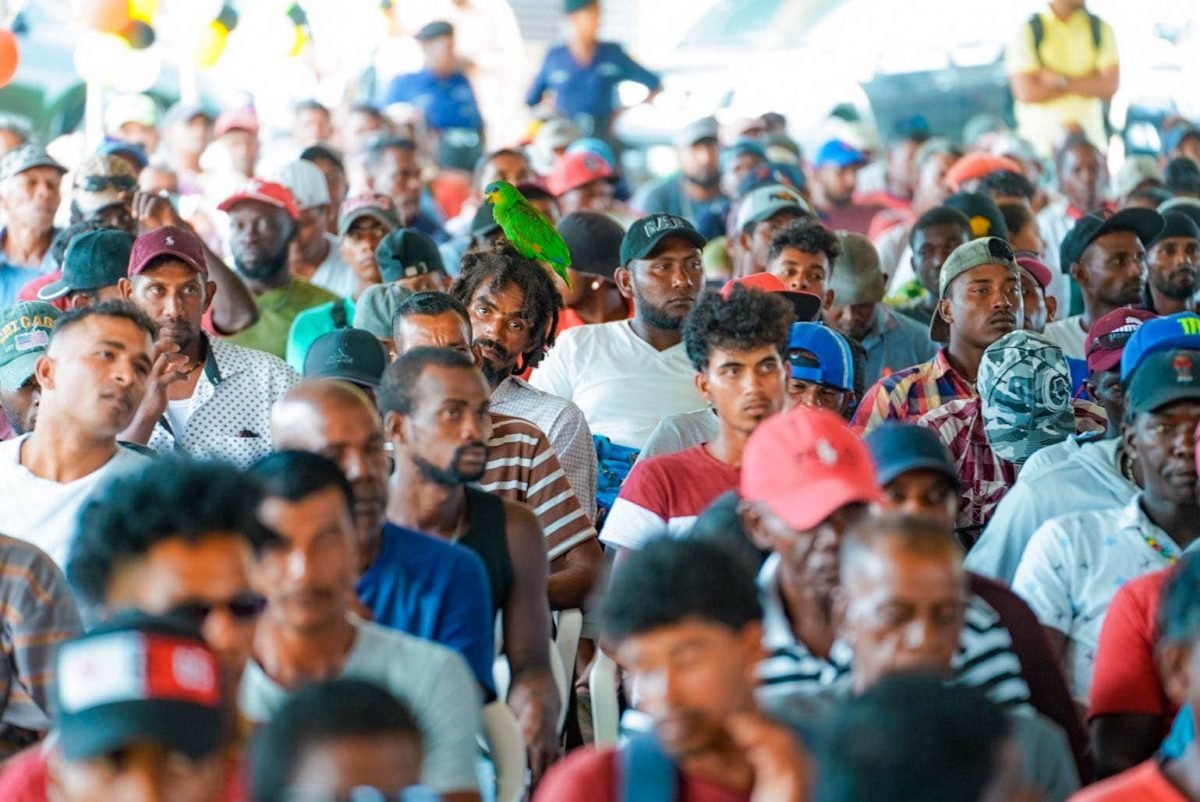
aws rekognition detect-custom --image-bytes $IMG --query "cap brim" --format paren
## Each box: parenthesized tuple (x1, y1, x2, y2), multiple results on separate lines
(876, 456, 960, 492)
(782, 291, 823, 323)
(36, 280, 71, 301)
(1128, 379, 1200, 414)
(338, 209, 399, 237)
(761, 477, 882, 533)
(217, 194, 291, 216)
(0, 352, 40, 394)
(305, 367, 383, 388)
(1086, 349, 1122, 375)
(627, 227, 707, 263)
(59, 701, 223, 762)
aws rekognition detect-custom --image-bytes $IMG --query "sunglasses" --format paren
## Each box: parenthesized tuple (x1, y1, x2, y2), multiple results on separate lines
(167, 593, 267, 627)
(78, 175, 137, 193)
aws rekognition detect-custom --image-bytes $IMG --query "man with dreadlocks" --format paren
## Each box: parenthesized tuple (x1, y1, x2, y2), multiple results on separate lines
(449, 243, 598, 523)
(916, 330, 1106, 546)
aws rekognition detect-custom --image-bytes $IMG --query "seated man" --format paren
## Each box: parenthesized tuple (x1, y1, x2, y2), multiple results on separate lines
(246, 450, 483, 801)
(0, 301, 58, 441)
(765, 218, 839, 304)
(967, 306, 1153, 583)
(1014, 316, 1200, 704)
(251, 679, 428, 802)
(535, 538, 811, 802)
(775, 514, 1080, 800)
(271, 380, 495, 693)
(119, 226, 298, 467)
(601, 284, 791, 561)
(916, 329, 1105, 542)
(47, 615, 233, 802)
(853, 237, 1023, 434)
(0, 302, 153, 565)
(785, 323, 857, 419)
(1074, 554, 1200, 799)
(744, 407, 1034, 713)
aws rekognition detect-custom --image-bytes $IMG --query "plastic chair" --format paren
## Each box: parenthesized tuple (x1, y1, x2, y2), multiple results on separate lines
(480, 700, 529, 802)
(554, 608, 584, 684)
(589, 650, 621, 747)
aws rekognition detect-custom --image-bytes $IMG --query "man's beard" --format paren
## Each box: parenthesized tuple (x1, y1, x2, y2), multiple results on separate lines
(1151, 265, 1199, 301)
(635, 297, 687, 331)
(475, 337, 514, 386)
(684, 170, 720, 190)
(234, 250, 289, 281)
(413, 445, 487, 487)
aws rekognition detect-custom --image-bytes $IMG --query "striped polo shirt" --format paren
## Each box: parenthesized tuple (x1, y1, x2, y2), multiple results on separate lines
(478, 413, 596, 561)
(600, 444, 740, 552)
(755, 554, 1032, 711)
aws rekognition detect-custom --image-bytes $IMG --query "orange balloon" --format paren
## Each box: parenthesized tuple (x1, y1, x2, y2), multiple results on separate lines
(82, 0, 130, 34)
(0, 30, 18, 89)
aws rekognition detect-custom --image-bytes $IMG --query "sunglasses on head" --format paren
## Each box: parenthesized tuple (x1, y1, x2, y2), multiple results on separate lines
(167, 592, 267, 627)
(79, 175, 137, 193)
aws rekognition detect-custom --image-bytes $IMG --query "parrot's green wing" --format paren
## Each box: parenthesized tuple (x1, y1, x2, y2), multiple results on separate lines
(493, 198, 572, 286)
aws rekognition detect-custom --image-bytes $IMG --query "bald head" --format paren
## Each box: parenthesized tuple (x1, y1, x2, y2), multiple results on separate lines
(839, 513, 962, 588)
(271, 380, 390, 557)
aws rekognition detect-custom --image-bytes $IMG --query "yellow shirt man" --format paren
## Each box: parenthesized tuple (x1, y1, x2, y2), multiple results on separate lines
(1006, 2, 1119, 158)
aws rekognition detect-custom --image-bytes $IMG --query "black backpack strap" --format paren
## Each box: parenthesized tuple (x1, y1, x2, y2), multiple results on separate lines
(1028, 13, 1045, 66)
(1088, 12, 1102, 49)
(329, 299, 349, 329)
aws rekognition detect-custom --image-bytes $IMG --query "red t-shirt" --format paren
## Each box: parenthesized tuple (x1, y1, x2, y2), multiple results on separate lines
(534, 746, 751, 802)
(1089, 568, 1176, 730)
(1069, 759, 1187, 801)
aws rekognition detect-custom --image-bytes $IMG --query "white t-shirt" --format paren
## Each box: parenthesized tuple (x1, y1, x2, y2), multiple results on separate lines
(529, 320, 705, 450)
(240, 616, 482, 795)
(0, 436, 150, 566)
(164, 397, 194, 440)
(1013, 495, 1179, 703)
(310, 234, 356, 298)
(637, 408, 719, 462)
(1041, 314, 1089, 361)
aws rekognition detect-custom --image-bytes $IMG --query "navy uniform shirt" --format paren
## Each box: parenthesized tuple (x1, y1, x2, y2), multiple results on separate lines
(526, 41, 661, 135)
(384, 69, 483, 132)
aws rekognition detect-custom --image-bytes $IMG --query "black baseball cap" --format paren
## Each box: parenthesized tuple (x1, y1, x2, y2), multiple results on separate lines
(1125, 348, 1200, 414)
(1150, 211, 1200, 246)
(303, 328, 389, 388)
(863, 422, 960, 491)
(39, 229, 134, 301)
(1059, 208, 1165, 275)
(375, 228, 445, 283)
(54, 612, 225, 762)
(557, 211, 624, 281)
(620, 214, 706, 266)
(944, 191, 1008, 241)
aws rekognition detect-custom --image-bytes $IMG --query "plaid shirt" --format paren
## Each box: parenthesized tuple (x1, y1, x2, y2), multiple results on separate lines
(851, 348, 975, 435)
(918, 397, 1108, 537)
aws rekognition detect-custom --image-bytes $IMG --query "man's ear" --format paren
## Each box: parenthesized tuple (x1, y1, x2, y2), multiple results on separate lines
(33, 354, 54, 393)
(695, 370, 712, 405)
(738, 621, 766, 679)
(824, 288, 835, 311)
(739, 500, 774, 552)
(1157, 641, 1192, 706)
(937, 295, 954, 328)
(1070, 260, 1087, 290)
(383, 409, 409, 446)
(614, 266, 634, 299)
(1045, 294, 1058, 324)
(203, 281, 218, 314)
(117, 277, 133, 301)
(1121, 413, 1138, 463)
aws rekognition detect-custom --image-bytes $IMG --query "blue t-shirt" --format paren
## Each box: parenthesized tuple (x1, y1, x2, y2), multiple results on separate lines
(357, 522, 496, 694)
(384, 69, 483, 132)
(526, 42, 661, 133)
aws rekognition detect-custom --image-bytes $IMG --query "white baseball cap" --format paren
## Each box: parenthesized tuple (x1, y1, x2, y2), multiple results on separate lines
(269, 159, 331, 210)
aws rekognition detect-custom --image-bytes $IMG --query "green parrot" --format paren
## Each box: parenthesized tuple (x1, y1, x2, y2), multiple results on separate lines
(483, 180, 572, 287)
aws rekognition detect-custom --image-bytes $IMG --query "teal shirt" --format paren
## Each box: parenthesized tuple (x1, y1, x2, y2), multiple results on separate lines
(285, 297, 356, 373)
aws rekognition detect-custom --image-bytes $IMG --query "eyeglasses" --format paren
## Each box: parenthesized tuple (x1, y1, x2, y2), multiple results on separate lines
(166, 593, 267, 627)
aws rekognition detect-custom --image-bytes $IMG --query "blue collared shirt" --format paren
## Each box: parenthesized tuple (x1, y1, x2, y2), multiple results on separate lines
(384, 69, 483, 132)
(526, 42, 661, 133)
(0, 227, 57, 308)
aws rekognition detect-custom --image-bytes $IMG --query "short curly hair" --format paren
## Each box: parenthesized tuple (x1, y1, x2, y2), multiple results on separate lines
(767, 218, 841, 265)
(67, 457, 277, 608)
(682, 285, 793, 372)
(449, 242, 562, 372)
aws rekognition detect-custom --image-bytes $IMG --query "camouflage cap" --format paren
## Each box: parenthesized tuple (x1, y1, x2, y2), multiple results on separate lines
(978, 330, 1075, 465)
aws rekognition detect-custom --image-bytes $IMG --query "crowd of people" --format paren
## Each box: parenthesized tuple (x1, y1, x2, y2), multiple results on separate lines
(1, 0, 1200, 799)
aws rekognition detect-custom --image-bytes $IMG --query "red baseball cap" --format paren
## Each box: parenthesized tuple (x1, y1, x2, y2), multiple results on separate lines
(1084, 306, 1157, 374)
(129, 226, 208, 277)
(741, 406, 882, 531)
(944, 152, 1023, 192)
(720, 273, 823, 322)
(214, 105, 259, 137)
(547, 151, 613, 197)
(218, 179, 300, 220)
(1015, 256, 1052, 291)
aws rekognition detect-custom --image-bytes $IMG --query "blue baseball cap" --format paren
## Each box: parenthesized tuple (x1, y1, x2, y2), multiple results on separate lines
(787, 323, 854, 392)
(814, 139, 868, 169)
(721, 138, 768, 172)
(863, 422, 959, 489)
(1120, 312, 1200, 382)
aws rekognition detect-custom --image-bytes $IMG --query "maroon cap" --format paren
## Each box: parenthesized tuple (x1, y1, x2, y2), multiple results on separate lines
(1015, 256, 1052, 291)
(1084, 307, 1157, 374)
(129, 226, 208, 278)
